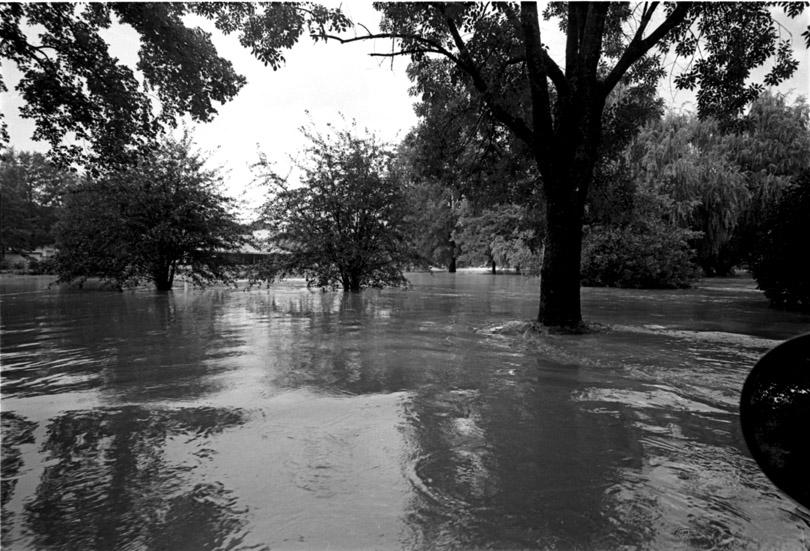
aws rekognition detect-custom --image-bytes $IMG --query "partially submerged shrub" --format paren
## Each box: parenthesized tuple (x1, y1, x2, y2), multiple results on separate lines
(749, 171, 810, 312)
(581, 222, 700, 288)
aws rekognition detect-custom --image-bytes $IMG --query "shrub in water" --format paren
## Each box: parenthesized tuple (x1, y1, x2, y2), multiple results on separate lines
(749, 171, 810, 312)
(581, 222, 700, 289)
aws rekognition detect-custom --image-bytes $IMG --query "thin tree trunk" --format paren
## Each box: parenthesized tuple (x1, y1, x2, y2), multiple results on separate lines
(491, 260, 496, 274)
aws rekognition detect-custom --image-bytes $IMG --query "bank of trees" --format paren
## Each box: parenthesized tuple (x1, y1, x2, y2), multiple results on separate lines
(4, 2, 809, 315)
(0, 150, 74, 259)
(330, 2, 808, 327)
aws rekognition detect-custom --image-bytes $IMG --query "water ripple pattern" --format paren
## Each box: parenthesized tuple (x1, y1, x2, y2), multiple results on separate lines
(1, 274, 809, 550)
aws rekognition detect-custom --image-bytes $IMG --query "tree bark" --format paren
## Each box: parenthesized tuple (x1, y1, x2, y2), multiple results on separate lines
(153, 273, 173, 291)
(153, 259, 176, 291)
(538, 182, 585, 327)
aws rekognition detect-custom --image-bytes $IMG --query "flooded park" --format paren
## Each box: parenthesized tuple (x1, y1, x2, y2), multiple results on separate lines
(3, 5, 810, 548)
(2, 273, 809, 550)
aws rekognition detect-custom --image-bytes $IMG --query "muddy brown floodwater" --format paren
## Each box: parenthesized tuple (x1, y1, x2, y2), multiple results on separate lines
(1, 273, 809, 550)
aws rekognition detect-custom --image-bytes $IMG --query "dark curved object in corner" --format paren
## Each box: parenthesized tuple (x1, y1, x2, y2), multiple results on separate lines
(740, 333, 810, 509)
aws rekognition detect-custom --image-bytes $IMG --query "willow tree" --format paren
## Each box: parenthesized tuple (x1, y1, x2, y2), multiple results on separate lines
(321, 2, 807, 327)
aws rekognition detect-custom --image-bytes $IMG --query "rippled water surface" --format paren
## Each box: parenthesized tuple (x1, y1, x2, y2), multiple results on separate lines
(2, 273, 809, 550)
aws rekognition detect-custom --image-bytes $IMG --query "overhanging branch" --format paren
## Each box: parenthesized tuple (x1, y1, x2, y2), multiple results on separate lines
(603, 2, 691, 95)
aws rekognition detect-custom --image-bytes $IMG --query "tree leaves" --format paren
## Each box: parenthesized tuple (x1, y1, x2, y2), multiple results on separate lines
(54, 136, 246, 290)
(257, 124, 421, 291)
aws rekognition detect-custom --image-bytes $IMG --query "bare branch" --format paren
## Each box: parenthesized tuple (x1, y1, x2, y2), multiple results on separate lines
(369, 48, 445, 58)
(322, 31, 461, 65)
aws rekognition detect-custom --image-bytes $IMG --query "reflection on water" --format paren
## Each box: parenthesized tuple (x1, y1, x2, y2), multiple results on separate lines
(1, 274, 809, 549)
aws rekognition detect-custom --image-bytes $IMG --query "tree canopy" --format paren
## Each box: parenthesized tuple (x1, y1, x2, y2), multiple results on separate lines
(257, 123, 422, 291)
(0, 2, 348, 167)
(0, 148, 74, 256)
(318, 2, 809, 327)
(54, 136, 246, 290)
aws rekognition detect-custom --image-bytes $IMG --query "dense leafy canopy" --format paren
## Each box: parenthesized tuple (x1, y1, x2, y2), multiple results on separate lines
(54, 136, 246, 290)
(0, 149, 74, 255)
(257, 124, 422, 291)
(749, 169, 810, 312)
(327, 1, 808, 326)
(454, 201, 541, 274)
(581, 91, 810, 288)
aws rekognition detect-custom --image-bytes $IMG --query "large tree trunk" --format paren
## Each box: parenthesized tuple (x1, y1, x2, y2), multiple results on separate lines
(538, 183, 585, 327)
(448, 255, 456, 273)
(536, 100, 602, 328)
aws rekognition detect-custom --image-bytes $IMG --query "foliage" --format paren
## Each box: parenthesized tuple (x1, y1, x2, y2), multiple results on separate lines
(333, 2, 807, 326)
(726, 92, 810, 267)
(405, 179, 459, 271)
(1, 3, 348, 167)
(749, 170, 810, 312)
(454, 201, 541, 274)
(0, 149, 74, 255)
(394, 137, 461, 271)
(581, 221, 700, 289)
(54, 136, 245, 290)
(624, 113, 750, 275)
(257, 124, 422, 291)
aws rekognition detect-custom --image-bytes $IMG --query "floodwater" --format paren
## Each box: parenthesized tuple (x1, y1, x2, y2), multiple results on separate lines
(1, 273, 809, 550)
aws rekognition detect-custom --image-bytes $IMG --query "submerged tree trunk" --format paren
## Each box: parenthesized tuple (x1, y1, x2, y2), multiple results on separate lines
(538, 183, 585, 327)
(153, 272, 173, 291)
(153, 259, 176, 291)
(534, 93, 602, 327)
(343, 269, 362, 292)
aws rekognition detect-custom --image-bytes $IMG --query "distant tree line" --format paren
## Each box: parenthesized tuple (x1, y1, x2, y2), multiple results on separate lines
(2, 2, 809, 314)
(4, 90, 808, 312)
(401, 90, 810, 312)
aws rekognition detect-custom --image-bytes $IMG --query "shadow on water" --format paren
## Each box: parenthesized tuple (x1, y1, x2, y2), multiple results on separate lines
(2, 274, 809, 549)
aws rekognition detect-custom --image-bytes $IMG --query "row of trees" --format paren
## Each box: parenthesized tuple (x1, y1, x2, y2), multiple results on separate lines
(3, 91, 808, 313)
(2, 2, 809, 321)
(1, 139, 246, 290)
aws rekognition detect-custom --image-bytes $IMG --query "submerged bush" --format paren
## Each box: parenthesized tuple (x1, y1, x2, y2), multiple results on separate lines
(581, 223, 700, 289)
(749, 171, 810, 312)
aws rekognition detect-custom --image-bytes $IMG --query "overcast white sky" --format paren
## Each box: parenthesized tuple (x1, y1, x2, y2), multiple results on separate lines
(2, 2, 808, 213)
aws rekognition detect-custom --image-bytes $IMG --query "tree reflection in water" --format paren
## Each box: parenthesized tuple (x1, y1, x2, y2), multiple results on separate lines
(397, 358, 635, 550)
(20, 406, 255, 551)
(1, 412, 38, 541)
